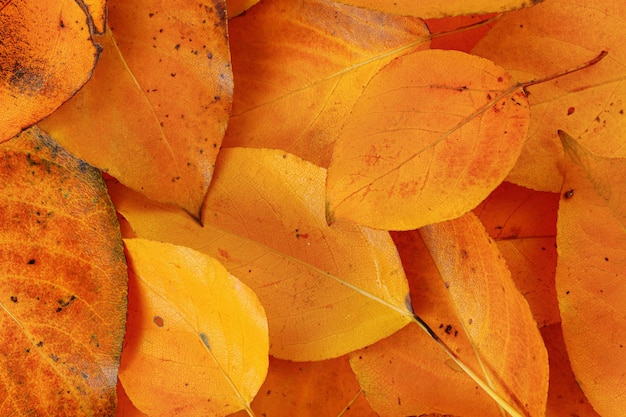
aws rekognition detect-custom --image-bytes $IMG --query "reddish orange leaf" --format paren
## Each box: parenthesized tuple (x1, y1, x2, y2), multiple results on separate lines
(40, 0, 233, 217)
(223, 0, 429, 167)
(229, 356, 378, 417)
(426, 14, 496, 53)
(541, 324, 601, 417)
(326, 49, 529, 230)
(109, 148, 412, 361)
(352, 214, 548, 416)
(116, 381, 148, 417)
(472, 0, 626, 191)
(0, 0, 100, 142)
(0, 127, 127, 415)
(556, 131, 626, 416)
(332, 0, 542, 18)
(226, 0, 259, 18)
(120, 238, 269, 417)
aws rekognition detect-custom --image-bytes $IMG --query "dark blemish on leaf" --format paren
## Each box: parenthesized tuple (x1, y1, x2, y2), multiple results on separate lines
(213, 95, 220, 102)
(10, 296, 17, 303)
(454, 330, 458, 337)
(207, 52, 213, 59)
(174, 44, 180, 50)
(460, 249, 468, 259)
(200, 333, 211, 350)
(171, 176, 181, 182)
(59, 20, 65, 28)
(541, 246, 546, 251)
(212, 143, 217, 148)
(605, 257, 609, 261)
(149, 12, 155, 17)
(159, 28, 163, 33)
(563, 189, 574, 199)
(170, 73, 176, 77)
(36, 341, 43, 347)
(282, 154, 287, 159)
(567, 107, 575, 115)
(153, 316, 164, 327)
(486, 93, 492, 100)
(27, 259, 36, 265)
(445, 281, 450, 289)
(620, 109, 624, 115)
(497, 76, 504, 82)
(439, 324, 443, 329)
(468, 318, 473, 325)
(566, 290, 570, 295)
(445, 325, 452, 334)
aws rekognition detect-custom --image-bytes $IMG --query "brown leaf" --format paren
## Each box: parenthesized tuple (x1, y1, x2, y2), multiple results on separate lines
(0, 127, 127, 415)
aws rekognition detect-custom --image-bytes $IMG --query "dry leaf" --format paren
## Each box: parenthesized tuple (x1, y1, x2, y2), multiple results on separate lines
(326, 49, 529, 230)
(108, 148, 412, 361)
(226, 0, 260, 18)
(0, 127, 127, 415)
(331, 0, 542, 18)
(120, 238, 268, 417)
(472, 0, 626, 191)
(0, 0, 101, 142)
(556, 131, 626, 416)
(40, 0, 233, 217)
(116, 381, 149, 417)
(223, 0, 429, 167)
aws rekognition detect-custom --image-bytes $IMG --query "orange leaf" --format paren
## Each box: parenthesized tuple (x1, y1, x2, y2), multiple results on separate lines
(326, 49, 529, 230)
(331, 0, 542, 18)
(556, 131, 626, 416)
(229, 356, 378, 417)
(0, 0, 100, 142)
(40, 0, 233, 217)
(352, 214, 548, 416)
(541, 324, 601, 417)
(472, 0, 626, 191)
(116, 380, 149, 417)
(226, 0, 259, 18)
(0, 127, 127, 415)
(223, 0, 429, 167)
(474, 182, 560, 326)
(120, 238, 269, 417)
(108, 148, 412, 361)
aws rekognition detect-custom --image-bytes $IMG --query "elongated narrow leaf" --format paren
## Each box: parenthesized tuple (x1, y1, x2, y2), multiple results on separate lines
(472, 0, 626, 191)
(120, 238, 268, 417)
(333, 0, 542, 18)
(0, 0, 100, 141)
(224, 0, 429, 167)
(556, 131, 626, 416)
(40, 0, 232, 217)
(109, 148, 412, 361)
(352, 215, 548, 416)
(0, 127, 127, 415)
(326, 49, 529, 230)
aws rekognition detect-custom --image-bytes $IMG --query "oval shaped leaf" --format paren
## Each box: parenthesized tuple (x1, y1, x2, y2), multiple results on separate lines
(224, 0, 429, 167)
(120, 238, 269, 417)
(40, 0, 233, 217)
(109, 148, 412, 361)
(0, 127, 127, 415)
(472, 0, 626, 191)
(556, 131, 626, 416)
(352, 215, 548, 416)
(326, 49, 530, 230)
(0, 0, 100, 141)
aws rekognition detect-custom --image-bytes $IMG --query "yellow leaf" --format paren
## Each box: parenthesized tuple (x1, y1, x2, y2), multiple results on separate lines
(556, 131, 626, 416)
(0, 0, 100, 142)
(223, 0, 429, 167)
(120, 238, 268, 417)
(352, 215, 548, 416)
(109, 148, 412, 361)
(331, 0, 542, 18)
(40, 0, 232, 217)
(0, 127, 127, 415)
(472, 0, 626, 191)
(326, 49, 529, 230)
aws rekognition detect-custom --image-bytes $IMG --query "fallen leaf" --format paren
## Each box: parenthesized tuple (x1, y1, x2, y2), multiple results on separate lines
(120, 238, 269, 417)
(108, 148, 412, 361)
(116, 380, 149, 417)
(228, 356, 378, 417)
(40, 0, 233, 217)
(326, 49, 529, 230)
(541, 323, 601, 417)
(472, 0, 626, 191)
(556, 131, 626, 416)
(331, 0, 542, 19)
(351, 215, 549, 416)
(0, 126, 127, 415)
(226, 0, 260, 18)
(0, 0, 100, 142)
(223, 0, 429, 167)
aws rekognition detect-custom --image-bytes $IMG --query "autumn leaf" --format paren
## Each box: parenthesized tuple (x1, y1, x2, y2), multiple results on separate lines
(109, 148, 412, 361)
(120, 238, 268, 417)
(472, 0, 626, 191)
(225, 0, 259, 18)
(0, 127, 127, 415)
(556, 131, 626, 416)
(351, 214, 548, 417)
(331, 0, 542, 18)
(40, 0, 233, 217)
(0, 0, 102, 142)
(326, 49, 530, 230)
(223, 0, 429, 167)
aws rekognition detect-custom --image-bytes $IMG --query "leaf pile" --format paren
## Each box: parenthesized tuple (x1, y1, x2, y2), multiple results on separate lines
(1, 0, 624, 416)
